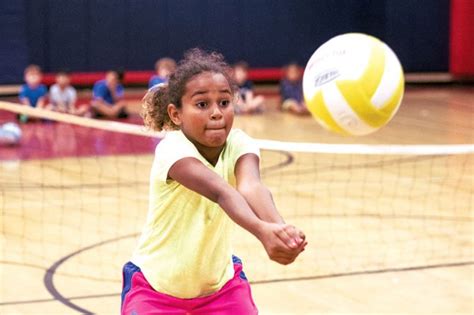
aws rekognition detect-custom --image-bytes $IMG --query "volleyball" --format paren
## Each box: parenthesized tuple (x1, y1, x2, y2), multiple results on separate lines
(0, 122, 22, 145)
(303, 33, 405, 136)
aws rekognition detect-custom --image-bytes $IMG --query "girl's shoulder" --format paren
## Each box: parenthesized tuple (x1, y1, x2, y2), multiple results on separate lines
(155, 130, 199, 157)
(156, 130, 184, 148)
(225, 129, 260, 158)
(226, 128, 246, 144)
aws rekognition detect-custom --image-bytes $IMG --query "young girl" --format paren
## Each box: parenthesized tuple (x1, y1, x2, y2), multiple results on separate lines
(49, 71, 89, 116)
(232, 61, 265, 114)
(280, 62, 310, 115)
(148, 57, 177, 88)
(121, 49, 307, 314)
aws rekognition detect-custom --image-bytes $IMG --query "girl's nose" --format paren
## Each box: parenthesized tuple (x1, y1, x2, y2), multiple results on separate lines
(210, 104, 223, 120)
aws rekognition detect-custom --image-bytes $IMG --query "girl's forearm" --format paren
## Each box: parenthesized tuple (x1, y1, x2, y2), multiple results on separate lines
(240, 183, 284, 224)
(217, 188, 266, 241)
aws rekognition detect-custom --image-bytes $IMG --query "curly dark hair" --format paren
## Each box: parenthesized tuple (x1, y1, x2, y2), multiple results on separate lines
(142, 48, 237, 131)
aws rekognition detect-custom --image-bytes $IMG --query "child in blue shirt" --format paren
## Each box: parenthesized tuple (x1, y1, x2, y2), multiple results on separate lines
(18, 65, 48, 122)
(91, 70, 129, 118)
(148, 57, 176, 89)
(280, 62, 310, 115)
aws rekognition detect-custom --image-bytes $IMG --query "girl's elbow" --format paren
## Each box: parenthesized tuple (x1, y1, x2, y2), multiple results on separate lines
(237, 182, 262, 197)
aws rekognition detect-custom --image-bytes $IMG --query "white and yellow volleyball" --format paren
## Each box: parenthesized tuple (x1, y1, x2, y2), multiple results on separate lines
(303, 33, 404, 136)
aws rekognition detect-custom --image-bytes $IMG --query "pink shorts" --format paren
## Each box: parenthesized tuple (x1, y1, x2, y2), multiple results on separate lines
(121, 256, 258, 314)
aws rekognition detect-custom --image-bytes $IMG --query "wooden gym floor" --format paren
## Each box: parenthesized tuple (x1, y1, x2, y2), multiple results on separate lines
(0, 85, 473, 314)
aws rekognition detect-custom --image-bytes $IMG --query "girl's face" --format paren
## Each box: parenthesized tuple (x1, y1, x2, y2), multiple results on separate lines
(158, 66, 173, 78)
(233, 67, 247, 84)
(171, 72, 234, 156)
(56, 74, 70, 87)
(105, 72, 119, 88)
(287, 65, 301, 82)
(25, 71, 41, 87)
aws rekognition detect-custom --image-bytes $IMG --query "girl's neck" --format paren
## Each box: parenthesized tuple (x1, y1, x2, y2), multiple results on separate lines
(198, 146, 223, 166)
(183, 132, 224, 166)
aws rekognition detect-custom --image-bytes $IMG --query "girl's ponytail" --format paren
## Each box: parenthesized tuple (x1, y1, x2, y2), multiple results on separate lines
(141, 84, 178, 131)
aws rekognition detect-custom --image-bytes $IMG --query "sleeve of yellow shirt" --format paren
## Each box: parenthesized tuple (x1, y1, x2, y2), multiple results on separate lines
(227, 129, 260, 166)
(153, 131, 203, 182)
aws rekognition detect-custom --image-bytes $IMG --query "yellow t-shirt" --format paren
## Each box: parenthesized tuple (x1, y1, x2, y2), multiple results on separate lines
(131, 128, 260, 299)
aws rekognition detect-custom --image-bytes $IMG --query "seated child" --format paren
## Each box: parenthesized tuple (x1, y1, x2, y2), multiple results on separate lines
(280, 62, 310, 115)
(18, 65, 48, 122)
(49, 71, 88, 116)
(91, 70, 129, 119)
(232, 61, 264, 114)
(148, 57, 176, 88)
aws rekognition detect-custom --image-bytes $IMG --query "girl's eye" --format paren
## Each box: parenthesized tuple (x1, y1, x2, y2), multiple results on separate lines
(196, 102, 207, 109)
(220, 100, 230, 107)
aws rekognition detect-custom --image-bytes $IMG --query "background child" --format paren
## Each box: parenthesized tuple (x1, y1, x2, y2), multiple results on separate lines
(148, 57, 176, 88)
(91, 70, 128, 118)
(18, 65, 48, 122)
(49, 71, 88, 116)
(280, 62, 310, 115)
(232, 61, 265, 114)
(122, 49, 306, 314)
(19, 64, 48, 109)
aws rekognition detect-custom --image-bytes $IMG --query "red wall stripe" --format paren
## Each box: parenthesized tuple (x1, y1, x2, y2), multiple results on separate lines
(450, 0, 474, 76)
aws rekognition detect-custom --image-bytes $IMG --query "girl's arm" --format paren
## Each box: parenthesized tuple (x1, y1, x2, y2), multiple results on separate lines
(69, 88, 77, 110)
(235, 153, 284, 223)
(36, 96, 47, 109)
(169, 157, 304, 265)
(19, 98, 31, 106)
(235, 153, 306, 240)
(244, 90, 254, 103)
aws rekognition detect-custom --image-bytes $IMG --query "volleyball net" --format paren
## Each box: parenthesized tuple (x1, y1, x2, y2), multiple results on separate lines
(1, 101, 473, 285)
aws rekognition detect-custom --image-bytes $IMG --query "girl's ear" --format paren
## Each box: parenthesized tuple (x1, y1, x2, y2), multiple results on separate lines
(167, 103, 182, 126)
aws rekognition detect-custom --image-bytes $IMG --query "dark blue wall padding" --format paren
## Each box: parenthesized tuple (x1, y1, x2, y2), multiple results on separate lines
(384, 0, 450, 72)
(0, 0, 450, 84)
(0, 1, 29, 84)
